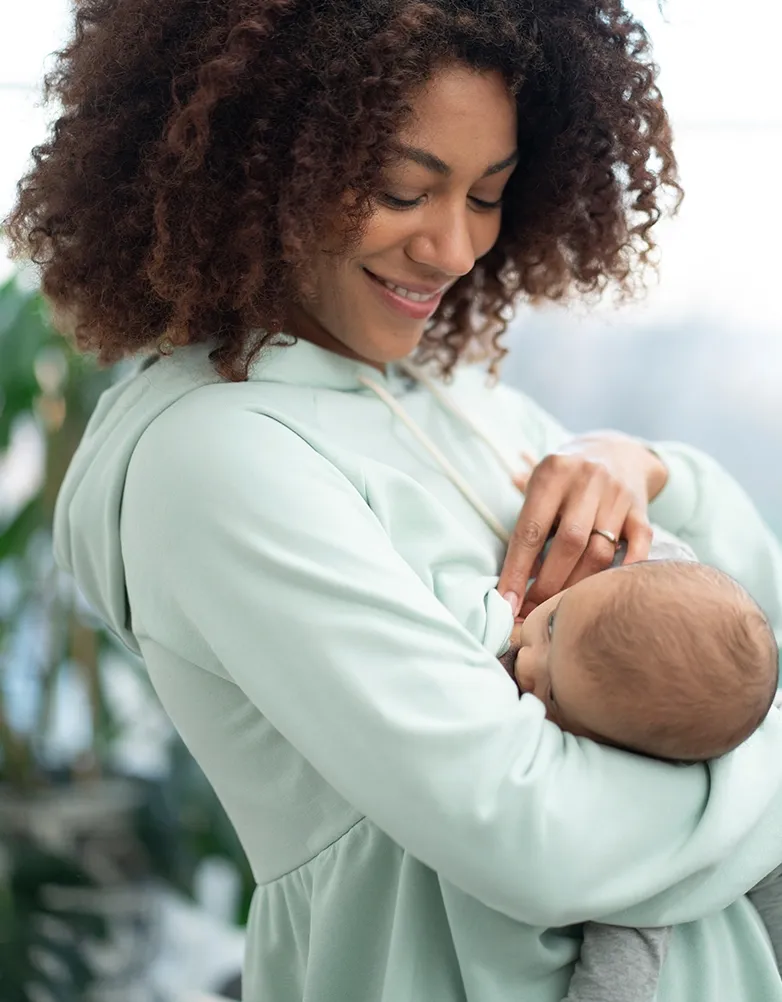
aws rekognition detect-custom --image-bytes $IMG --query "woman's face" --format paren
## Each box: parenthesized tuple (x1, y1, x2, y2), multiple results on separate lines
(291, 63, 518, 367)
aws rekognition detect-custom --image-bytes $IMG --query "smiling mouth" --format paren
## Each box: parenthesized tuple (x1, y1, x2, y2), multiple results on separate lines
(363, 268, 447, 303)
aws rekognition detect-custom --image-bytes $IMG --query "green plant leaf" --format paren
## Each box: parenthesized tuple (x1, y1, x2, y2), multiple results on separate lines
(0, 277, 30, 337)
(0, 499, 43, 565)
(0, 283, 50, 377)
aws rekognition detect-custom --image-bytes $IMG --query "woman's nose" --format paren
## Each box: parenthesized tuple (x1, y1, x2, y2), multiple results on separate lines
(406, 205, 477, 278)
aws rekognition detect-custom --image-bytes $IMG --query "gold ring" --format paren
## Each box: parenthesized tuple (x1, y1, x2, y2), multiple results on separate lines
(591, 528, 618, 546)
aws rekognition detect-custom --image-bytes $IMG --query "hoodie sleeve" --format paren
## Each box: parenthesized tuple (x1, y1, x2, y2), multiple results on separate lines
(122, 403, 782, 930)
(495, 386, 782, 648)
(646, 441, 782, 652)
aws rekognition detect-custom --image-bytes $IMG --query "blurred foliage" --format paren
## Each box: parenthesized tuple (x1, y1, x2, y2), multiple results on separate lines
(0, 271, 253, 998)
(0, 842, 110, 1002)
(0, 272, 116, 790)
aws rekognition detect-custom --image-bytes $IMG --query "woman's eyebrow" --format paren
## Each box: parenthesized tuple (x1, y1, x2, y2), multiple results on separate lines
(391, 143, 519, 178)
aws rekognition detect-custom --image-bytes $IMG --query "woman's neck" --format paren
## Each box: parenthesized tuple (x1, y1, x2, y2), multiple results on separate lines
(285, 304, 384, 372)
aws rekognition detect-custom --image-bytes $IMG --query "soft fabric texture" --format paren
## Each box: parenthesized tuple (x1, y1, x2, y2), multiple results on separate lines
(563, 923, 671, 1002)
(54, 338, 782, 1001)
(564, 864, 782, 1002)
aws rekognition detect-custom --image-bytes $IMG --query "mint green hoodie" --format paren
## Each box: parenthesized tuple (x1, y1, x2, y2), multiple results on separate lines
(54, 338, 782, 1001)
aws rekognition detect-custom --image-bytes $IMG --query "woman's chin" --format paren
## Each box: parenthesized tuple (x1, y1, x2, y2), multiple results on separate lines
(367, 327, 427, 364)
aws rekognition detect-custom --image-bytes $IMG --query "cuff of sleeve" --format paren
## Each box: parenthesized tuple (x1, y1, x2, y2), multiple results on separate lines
(646, 442, 701, 537)
(487, 588, 515, 658)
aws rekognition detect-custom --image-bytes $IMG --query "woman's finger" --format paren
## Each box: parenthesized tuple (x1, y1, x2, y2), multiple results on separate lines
(621, 506, 654, 565)
(497, 461, 570, 615)
(512, 451, 537, 493)
(520, 470, 604, 616)
(513, 472, 529, 493)
(559, 490, 631, 590)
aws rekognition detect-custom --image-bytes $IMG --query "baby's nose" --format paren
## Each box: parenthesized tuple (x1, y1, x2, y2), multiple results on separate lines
(513, 652, 536, 694)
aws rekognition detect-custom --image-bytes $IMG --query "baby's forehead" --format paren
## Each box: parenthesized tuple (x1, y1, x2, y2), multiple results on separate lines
(599, 561, 755, 649)
(554, 560, 740, 663)
(570, 560, 721, 635)
(622, 559, 723, 595)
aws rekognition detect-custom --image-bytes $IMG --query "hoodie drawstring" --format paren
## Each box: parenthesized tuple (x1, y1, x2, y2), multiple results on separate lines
(399, 360, 522, 483)
(357, 366, 514, 545)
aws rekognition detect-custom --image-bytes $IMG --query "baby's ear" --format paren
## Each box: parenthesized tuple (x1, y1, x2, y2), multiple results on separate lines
(510, 622, 524, 646)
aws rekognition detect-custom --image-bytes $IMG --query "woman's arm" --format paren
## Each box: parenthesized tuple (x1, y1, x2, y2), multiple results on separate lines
(647, 441, 782, 650)
(123, 401, 782, 930)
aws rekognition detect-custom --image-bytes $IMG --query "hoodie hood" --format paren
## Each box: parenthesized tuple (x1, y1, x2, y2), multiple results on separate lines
(53, 344, 222, 653)
(52, 338, 409, 653)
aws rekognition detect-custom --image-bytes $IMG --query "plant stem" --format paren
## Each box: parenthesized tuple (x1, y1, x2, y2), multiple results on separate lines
(0, 675, 35, 791)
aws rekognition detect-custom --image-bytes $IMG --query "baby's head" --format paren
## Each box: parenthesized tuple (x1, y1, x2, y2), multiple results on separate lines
(510, 561, 779, 761)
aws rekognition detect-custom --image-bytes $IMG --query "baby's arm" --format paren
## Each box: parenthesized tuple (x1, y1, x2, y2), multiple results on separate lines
(563, 922, 671, 1002)
(748, 863, 782, 971)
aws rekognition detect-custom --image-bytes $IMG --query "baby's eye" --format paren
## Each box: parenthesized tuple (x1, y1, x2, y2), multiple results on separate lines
(547, 611, 556, 638)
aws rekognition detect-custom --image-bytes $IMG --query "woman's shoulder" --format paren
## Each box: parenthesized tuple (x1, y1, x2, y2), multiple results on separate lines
(126, 365, 371, 542)
(134, 387, 358, 498)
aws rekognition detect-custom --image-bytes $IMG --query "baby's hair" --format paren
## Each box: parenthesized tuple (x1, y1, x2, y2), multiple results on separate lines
(574, 561, 779, 762)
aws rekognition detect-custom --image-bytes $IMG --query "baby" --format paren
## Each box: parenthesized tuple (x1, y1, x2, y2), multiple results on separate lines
(501, 557, 781, 1001)
(506, 558, 778, 762)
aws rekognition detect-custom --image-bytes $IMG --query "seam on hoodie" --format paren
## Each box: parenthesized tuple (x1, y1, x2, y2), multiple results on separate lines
(259, 815, 372, 887)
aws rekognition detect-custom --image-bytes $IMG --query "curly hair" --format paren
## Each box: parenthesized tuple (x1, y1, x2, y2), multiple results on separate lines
(4, 0, 681, 382)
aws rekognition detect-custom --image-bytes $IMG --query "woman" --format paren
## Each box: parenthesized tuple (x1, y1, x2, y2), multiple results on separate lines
(7, 2, 782, 1000)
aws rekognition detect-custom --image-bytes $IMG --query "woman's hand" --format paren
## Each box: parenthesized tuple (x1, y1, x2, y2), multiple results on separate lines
(497, 433, 669, 619)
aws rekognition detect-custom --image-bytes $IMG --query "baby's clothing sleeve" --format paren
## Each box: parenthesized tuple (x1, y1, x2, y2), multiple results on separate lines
(562, 864, 782, 1002)
(562, 922, 671, 1002)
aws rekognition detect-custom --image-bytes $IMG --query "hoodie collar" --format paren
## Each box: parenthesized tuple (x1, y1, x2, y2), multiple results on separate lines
(247, 335, 411, 395)
(140, 335, 412, 396)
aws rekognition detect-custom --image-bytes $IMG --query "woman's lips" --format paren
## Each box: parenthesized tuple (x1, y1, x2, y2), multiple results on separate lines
(363, 268, 445, 320)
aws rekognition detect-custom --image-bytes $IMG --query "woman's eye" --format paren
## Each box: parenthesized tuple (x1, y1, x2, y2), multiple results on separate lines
(379, 192, 503, 211)
(379, 193, 424, 210)
(470, 196, 503, 211)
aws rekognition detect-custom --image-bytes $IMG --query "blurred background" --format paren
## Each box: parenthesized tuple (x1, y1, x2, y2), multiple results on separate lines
(0, 1, 780, 1000)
